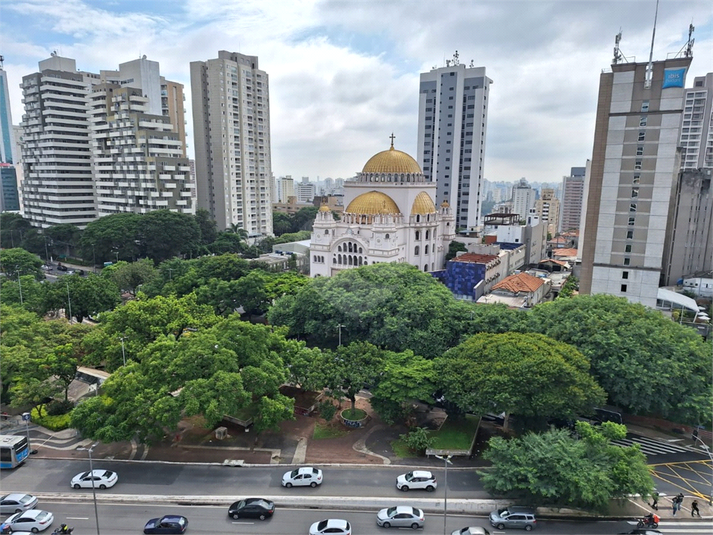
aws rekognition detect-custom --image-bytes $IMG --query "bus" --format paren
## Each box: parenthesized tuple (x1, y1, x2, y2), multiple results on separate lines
(0, 435, 29, 469)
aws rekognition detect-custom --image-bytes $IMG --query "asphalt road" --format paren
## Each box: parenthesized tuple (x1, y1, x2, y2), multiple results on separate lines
(7, 501, 711, 535)
(1, 459, 487, 499)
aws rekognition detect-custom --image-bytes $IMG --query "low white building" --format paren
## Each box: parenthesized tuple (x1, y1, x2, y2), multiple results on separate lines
(310, 140, 455, 277)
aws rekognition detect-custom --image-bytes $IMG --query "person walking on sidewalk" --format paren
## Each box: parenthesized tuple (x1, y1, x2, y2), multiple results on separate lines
(650, 491, 659, 510)
(691, 499, 700, 517)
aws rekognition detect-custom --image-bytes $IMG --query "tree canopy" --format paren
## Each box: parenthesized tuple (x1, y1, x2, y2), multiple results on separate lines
(434, 332, 606, 428)
(0, 248, 44, 279)
(479, 421, 654, 512)
(527, 295, 713, 424)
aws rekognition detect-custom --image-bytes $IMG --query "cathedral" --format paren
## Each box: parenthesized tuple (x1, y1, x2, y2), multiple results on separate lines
(310, 138, 455, 277)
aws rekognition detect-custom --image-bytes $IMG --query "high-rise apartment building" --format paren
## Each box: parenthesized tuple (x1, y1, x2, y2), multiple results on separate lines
(560, 166, 586, 232)
(580, 53, 693, 308)
(190, 51, 273, 234)
(20, 55, 99, 227)
(511, 178, 535, 221)
(534, 188, 560, 236)
(679, 73, 713, 170)
(296, 177, 316, 203)
(0, 58, 14, 164)
(417, 55, 491, 230)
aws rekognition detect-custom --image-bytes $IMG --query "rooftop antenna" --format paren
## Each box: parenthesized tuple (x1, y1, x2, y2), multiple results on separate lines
(675, 23, 695, 58)
(644, 0, 660, 88)
(0, 55, 3, 70)
(452, 50, 460, 66)
(613, 30, 626, 64)
(469, 59, 475, 68)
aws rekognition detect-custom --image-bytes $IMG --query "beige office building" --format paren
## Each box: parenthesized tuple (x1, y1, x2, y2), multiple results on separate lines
(190, 51, 273, 234)
(580, 56, 692, 308)
(534, 188, 560, 236)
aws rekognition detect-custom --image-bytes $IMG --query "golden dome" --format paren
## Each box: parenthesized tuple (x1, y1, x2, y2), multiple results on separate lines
(441, 200, 450, 208)
(362, 145, 422, 174)
(346, 191, 401, 215)
(319, 204, 331, 212)
(411, 192, 436, 214)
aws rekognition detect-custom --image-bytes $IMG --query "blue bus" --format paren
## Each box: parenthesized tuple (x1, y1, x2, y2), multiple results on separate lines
(0, 435, 29, 469)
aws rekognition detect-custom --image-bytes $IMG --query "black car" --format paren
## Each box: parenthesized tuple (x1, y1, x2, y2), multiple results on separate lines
(228, 498, 275, 520)
(143, 515, 188, 534)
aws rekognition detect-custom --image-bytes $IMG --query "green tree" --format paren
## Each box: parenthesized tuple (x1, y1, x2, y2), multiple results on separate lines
(292, 206, 319, 232)
(527, 295, 713, 424)
(370, 350, 435, 424)
(194, 208, 218, 247)
(272, 212, 293, 236)
(268, 263, 466, 358)
(558, 275, 579, 298)
(137, 210, 201, 263)
(210, 232, 247, 254)
(45, 224, 82, 259)
(111, 258, 157, 295)
(445, 240, 467, 261)
(0, 275, 47, 314)
(0, 248, 44, 279)
(0, 213, 34, 250)
(45, 274, 121, 323)
(234, 270, 271, 317)
(79, 212, 141, 263)
(42, 343, 79, 401)
(434, 332, 606, 429)
(479, 421, 653, 512)
(320, 342, 385, 412)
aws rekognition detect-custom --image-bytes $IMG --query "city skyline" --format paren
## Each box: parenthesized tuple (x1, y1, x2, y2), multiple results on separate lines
(1, 0, 711, 183)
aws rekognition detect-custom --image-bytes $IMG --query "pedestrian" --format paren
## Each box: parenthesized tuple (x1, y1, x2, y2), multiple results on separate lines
(650, 490, 659, 510)
(691, 499, 700, 517)
(672, 498, 678, 516)
(675, 493, 684, 514)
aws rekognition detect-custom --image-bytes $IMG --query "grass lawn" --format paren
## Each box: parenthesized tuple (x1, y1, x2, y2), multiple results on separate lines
(390, 438, 416, 458)
(428, 414, 479, 450)
(313, 421, 348, 440)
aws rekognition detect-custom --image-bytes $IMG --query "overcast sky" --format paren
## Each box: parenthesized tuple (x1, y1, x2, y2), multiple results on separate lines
(2, 0, 711, 182)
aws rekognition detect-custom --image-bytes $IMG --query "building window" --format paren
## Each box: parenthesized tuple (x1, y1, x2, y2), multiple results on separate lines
(641, 100, 649, 112)
(633, 174, 641, 184)
(621, 284, 628, 292)
(627, 230, 633, 239)
(425, 244, 429, 254)
(628, 217, 635, 225)
(415, 230, 420, 240)
(625, 244, 632, 253)
(630, 203, 637, 212)
(636, 146, 644, 156)
(622, 271, 629, 279)
(634, 160, 642, 170)
(631, 188, 639, 198)
(639, 116, 647, 127)
(624, 257, 630, 266)
(425, 230, 430, 240)
(638, 131, 646, 142)
(414, 246, 420, 255)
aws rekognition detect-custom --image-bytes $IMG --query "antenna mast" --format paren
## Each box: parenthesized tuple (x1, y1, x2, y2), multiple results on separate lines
(613, 30, 625, 64)
(645, 0, 660, 88)
(675, 23, 695, 58)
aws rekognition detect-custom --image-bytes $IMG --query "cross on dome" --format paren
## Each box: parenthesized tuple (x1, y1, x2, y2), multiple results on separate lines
(389, 132, 396, 149)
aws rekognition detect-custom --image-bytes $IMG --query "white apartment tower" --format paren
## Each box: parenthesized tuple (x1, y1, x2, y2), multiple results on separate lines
(679, 73, 713, 170)
(580, 50, 693, 308)
(512, 178, 535, 221)
(296, 177, 316, 203)
(560, 166, 586, 232)
(190, 51, 273, 234)
(20, 55, 99, 227)
(417, 54, 492, 231)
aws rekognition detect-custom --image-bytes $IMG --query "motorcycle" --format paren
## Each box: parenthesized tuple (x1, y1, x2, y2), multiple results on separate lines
(636, 517, 659, 529)
(51, 527, 74, 535)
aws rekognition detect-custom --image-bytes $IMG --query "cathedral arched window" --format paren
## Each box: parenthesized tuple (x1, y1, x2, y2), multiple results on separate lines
(414, 246, 420, 255)
(324, 229, 329, 235)
(359, 247, 363, 254)
(415, 230, 420, 240)
(416, 215, 421, 223)
(424, 264, 428, 272)
(358, 257, 363, 266)
(425, 245, 429, 255)
(425, 230, 430, 240)
(338, 245, 342, 252)
(333, 257, 336, 264)
(385, 234, 390, 240)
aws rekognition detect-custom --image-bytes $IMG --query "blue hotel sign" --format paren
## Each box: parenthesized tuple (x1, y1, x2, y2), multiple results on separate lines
(662, 68, 687, 89)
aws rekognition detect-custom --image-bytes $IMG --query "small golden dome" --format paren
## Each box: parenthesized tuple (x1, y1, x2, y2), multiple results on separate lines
(319, 204, 331, 212)
(346, 191, 401, 215)
(441, 200, 450, 208)
(411, 192, 436, 214)
(362, 145, 422, 174)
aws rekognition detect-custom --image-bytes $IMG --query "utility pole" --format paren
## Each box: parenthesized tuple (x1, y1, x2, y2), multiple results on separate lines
(435, 454, 453, 535)
(66, 279, 72, 322)
(337, 324, 344, 346)
(119, 337, 126, 366)
(77, 444, 101, 535)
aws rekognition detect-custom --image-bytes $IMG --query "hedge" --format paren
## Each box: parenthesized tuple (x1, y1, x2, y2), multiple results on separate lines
(31, 406, 72, 431)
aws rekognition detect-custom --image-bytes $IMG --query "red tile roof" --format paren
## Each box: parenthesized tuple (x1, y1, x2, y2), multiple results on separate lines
(492, 272, 544, 294)
(553, 248, 578, 257)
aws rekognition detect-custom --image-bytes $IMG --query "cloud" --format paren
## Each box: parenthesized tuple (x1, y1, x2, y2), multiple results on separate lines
(2, 0, 711, 183)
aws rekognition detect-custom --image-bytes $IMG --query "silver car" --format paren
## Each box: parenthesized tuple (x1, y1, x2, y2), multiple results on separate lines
(489, 507, 537, 531)
(0, 494, 38, 515)
(376, 506, 425, 529)
(452, 528, 490, 535)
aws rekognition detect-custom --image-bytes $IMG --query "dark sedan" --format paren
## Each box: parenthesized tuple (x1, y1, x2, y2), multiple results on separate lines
(228, 498, 275, 520)
(143, 515, 188, 534)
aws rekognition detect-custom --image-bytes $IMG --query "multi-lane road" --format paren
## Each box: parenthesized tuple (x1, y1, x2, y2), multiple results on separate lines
(2, 458, 712, 534)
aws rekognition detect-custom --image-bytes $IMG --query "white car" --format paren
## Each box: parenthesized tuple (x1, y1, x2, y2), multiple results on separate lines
(452, 528, 491, 535)
(376, 506, 425, 529)
(71, 469, 118, 489)
(282, 466, 323, 487)
(396, 470, 437, 491)
(0, 493, 38, 515)
(0, 509, 54, 533)
(309, 518, 351, 535)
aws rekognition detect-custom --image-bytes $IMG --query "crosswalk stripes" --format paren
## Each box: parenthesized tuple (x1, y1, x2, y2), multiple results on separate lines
(610, 434, 697, 456)
(655, 520, 713, 533)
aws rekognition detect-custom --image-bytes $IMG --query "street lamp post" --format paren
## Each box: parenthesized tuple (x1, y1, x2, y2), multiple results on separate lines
(119, 337, 126, 366)
(337, 324, 345, 346)
(77, 444, 101, 535)
(435, 454, 453, 535)
(66, 279, 72, 322)
(16, 272, 23, 305)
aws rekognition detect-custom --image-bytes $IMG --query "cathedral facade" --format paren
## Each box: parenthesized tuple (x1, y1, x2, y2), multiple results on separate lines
(310, 140, 455, 277)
